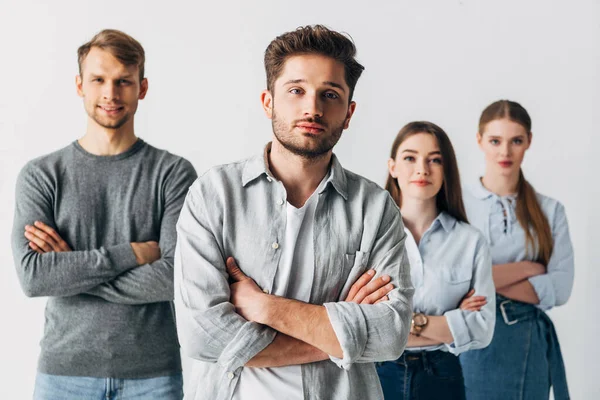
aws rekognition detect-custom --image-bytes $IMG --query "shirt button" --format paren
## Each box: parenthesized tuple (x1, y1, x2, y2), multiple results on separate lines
(277, 199, 284, 206)
(263, 288, 270, 294)
(227, 371, 234, 380)
(266, 177, 273, 182)
(272, 242, 279, 250)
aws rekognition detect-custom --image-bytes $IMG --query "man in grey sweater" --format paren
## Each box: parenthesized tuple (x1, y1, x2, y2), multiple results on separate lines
(11, 29, 197, 399)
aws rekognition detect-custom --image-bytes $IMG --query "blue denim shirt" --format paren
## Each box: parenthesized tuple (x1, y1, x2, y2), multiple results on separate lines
(174, 144, 414, 400)
(463, 180, 575, 310)
(405, 212, 495, 355)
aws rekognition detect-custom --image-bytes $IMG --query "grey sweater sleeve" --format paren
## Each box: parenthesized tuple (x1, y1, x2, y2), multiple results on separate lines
(12, 163, 138, 298)
(85, 159, 198, 304)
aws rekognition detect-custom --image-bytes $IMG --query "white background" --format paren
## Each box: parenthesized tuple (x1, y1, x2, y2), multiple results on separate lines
(1, 0, 598, 398)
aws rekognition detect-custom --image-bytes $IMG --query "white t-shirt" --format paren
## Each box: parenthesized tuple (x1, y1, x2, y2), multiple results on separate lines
(233, 178, 326, 400)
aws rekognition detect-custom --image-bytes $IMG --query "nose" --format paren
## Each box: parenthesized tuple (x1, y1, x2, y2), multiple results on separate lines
(501, 142, 511, 157)
(303, 93, 323, 119)
(102, 82, 119, 101)
(416, 159, 429, 176)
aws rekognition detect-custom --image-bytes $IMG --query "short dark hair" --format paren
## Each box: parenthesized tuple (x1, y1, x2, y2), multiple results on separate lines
(77, 29, 145, 82)
(264, 25, 365, 101)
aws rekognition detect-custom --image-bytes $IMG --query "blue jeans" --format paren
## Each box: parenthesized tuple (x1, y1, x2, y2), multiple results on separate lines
(33, 372, 183, 400)
(460, 294, 569, 400)
(376, 350, 466, 400)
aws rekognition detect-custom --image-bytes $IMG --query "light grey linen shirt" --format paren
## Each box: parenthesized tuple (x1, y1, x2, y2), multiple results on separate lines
(174, 144, 414, 400)
(463, 181, 575, 310)
(405, 212, 495, 355)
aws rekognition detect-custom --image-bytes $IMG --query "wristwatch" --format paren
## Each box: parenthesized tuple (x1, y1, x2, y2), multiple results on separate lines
(411, 312, 428, 336)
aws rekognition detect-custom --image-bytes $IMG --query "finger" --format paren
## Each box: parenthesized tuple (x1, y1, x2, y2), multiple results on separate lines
(468, 296, 486, 301)
(464, 289, 475, 299)
(33, 221, 63, 244)
(460, 299, 487, 310)
(28, 241, 45, 254)
(374, 295, 389, 304)
(25, 225, 59, 250)
(345, 270, 375, 302)
(226, 257, 248, 282)
(24, 231, 54, 252)
(34, 221, 72, 251)
(362, 283, 394, 304)
(354, 275, 391, 304)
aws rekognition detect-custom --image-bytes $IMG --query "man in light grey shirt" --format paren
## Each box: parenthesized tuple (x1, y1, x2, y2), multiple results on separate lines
(175, 25, 414, 400)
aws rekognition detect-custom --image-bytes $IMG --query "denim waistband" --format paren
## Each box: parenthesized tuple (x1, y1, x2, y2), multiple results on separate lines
(495, 294, 570, 399)
(399, 349, 455, 364)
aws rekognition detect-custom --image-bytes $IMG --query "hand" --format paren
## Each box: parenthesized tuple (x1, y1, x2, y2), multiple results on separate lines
(459, 289, 487, 312)
(226, 257, 268, 323)
(345, 269, 393, 304)
(130, 241, 161, 265)
(24, 221, 72, 253)
(527, 261, 546, 277)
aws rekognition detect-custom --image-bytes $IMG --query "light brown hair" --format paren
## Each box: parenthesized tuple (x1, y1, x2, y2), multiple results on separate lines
(385, 121, 469, 224)
(264, 25, 364, 101)
(77, 29, 145, 82)
(479, 100, 553, 265)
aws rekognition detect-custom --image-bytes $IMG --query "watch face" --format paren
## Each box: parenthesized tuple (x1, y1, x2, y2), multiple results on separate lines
(413, 314, 427, 326)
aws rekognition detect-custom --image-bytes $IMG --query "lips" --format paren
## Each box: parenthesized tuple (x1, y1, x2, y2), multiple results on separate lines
(498, 161, 513, 168)
(98, 105, 124, 114)
(411, 180, 431, 187)
(296, 122, 325, 134)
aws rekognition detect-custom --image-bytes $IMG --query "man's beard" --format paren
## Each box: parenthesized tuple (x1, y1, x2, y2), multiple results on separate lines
(272, 111, 344, 160)
(88, 106, 131, 130)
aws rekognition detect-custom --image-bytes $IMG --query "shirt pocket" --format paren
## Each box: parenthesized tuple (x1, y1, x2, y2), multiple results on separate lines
(426, 265, 473, 311)
(333, 251, 372, 300)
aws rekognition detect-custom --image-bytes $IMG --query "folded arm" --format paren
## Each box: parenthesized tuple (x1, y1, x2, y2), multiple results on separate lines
(174, 183, 277, 373)
(12, 166, 138, 297)
(86, 159, 197, 304)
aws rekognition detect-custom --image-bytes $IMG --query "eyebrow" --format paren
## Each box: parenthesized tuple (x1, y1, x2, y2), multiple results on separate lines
(88, 73, 134, 80)
(487, 134, 526, 139)
(283, 79, 346, 92)
(401, 149, 442, 156)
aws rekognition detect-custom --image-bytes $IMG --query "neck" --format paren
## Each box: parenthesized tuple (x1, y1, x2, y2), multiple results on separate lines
(268, 139, 331, 208)
(400, 197, 439, 244)
(481, 169, 520, 196)
(79, 120, 137, 156)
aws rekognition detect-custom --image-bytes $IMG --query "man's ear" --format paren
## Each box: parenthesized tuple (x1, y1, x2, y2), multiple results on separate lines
(138, 77, 149, 100)
(76, 75, 84, 97)
(261, 90, 273, 119)
(343, 101, 357, 130)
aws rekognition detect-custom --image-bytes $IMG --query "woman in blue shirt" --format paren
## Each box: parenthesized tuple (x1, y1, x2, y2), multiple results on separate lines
(376, 121, 496, 400)
(459, 100, 574, 400)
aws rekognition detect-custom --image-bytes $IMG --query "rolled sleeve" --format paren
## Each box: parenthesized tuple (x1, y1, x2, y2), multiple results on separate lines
(174, 181, 276, 371)
(528, 202, 574, 310)
(444, 240, 496, 355)
(324, 221, 414, 369)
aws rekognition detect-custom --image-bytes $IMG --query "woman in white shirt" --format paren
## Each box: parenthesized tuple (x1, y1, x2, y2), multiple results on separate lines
(376, 121, 496, 400)
(459, 100, 574, 400)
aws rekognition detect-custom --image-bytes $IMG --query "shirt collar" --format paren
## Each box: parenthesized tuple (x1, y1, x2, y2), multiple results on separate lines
(468, 178, 518, 202)
(436, 211, 457, 233)
(468, 178, 495, 200)
(241, 142, 349, 201)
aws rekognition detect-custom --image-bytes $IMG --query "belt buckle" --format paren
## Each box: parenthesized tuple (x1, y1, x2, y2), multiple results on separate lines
(500, 300, 519, 325)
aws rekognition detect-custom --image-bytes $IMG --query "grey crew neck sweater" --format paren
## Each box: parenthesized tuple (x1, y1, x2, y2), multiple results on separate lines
(12, 139, 197, 378)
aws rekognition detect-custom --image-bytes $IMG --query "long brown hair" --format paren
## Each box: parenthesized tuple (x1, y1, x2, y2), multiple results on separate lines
(479, 100, 553, 265)
(385, 121, 468, 224)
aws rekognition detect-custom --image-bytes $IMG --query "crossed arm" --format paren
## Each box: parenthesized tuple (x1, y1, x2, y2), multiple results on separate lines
(492, 261, 544, 304)
(12, 160, 197, 303)
(174, 185, 413, 372)
(226, 257, 393, 367)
